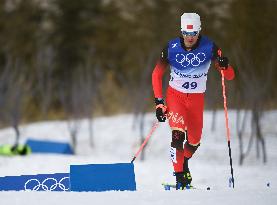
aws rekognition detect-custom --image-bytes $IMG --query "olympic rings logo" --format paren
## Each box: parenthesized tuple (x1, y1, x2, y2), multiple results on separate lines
(24, 177, 70, 191)
(175, 52, 206, 67)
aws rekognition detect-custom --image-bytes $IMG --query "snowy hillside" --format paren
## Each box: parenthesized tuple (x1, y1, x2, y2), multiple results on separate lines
(0, 110, 277, 204)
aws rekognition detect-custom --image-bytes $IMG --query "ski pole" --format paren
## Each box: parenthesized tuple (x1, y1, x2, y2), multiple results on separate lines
(218, 50, 235, 188)
(131, 121, 159, 163)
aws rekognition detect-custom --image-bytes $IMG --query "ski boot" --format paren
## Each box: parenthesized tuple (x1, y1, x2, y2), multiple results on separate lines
(175, 171, 192, 190)
(175, 157, 192, 190)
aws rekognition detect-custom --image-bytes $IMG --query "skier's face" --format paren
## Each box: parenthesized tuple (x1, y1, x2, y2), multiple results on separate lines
(183, 33, 199, 48)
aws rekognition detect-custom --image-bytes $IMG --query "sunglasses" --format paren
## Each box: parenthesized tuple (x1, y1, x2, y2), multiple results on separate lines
(181, 30, 199, 36)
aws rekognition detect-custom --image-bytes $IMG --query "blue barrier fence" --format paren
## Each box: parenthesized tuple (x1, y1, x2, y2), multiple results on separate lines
(26, 139, 74, 155)
(70, 163, 136, 192)
(0, 163, 136, 192)
(0, 173, 70, 191)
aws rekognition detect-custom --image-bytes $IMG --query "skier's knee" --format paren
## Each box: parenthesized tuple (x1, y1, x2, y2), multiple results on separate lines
(171, 130, 185, 150)
(183, 141, 200, 158)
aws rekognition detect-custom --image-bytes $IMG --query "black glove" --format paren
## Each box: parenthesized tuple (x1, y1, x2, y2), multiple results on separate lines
(217, 56, 229, 69)
(155, 98, 167, 122)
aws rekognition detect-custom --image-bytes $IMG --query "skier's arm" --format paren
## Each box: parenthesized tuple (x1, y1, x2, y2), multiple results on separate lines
(152, 47, 169, 98)
(212, 43, 235, 81)
(152, 47, 169, 122)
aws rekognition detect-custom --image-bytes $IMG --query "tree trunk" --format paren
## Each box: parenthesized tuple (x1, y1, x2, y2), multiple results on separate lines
(211, 108, 217, 132)
(88, 118, 94, 148)
(253, 109, 267, 163)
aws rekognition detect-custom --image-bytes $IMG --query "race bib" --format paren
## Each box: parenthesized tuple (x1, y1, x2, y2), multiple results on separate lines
(169, 64, 210, 93)
(167, 36, 214, 93)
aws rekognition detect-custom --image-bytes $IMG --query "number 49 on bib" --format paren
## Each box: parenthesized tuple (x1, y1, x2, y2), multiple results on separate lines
(182, 82, 197, 89)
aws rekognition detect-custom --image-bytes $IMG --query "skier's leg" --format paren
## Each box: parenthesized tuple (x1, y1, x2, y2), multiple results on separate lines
(185, 93, 204, 158)
(166, 87, 194, 189)
(170, 129, 186, 172)
(177, 93, 204, 188)
(166, 87, 188, 173)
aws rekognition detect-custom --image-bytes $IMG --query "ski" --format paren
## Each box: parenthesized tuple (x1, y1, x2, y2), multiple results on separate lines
(162, 182, 196, 190)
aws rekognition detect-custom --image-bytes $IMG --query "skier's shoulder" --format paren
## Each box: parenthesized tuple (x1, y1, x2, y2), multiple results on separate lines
(199, 35, 215, 46)
(159, 37, 182, 62)
(199, 35, 221, 59)
(158, 37, 179, 61)
(167, 37, 182, 48)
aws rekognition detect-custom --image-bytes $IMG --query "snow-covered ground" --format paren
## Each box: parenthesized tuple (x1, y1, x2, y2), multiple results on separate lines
(0, 110, 276, 204)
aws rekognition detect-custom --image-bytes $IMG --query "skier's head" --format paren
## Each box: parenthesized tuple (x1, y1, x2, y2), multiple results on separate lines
(181, 13, 201, 48)
(181, 13, 201, 34)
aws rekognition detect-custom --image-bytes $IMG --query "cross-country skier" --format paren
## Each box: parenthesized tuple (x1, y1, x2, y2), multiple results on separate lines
(152, 13, 235, 189)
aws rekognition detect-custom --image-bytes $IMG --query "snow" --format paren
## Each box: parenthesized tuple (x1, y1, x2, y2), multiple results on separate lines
(0, 110, 277, 204)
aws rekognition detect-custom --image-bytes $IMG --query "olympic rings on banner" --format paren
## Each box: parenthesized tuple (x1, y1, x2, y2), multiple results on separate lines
(24, 177, 70, 191)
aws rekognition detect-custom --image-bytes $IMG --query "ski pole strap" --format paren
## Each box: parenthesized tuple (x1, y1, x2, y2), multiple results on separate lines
(131, 121, 159, 163)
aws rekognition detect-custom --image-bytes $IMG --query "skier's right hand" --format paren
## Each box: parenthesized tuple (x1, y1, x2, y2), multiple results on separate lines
(155, 98, 167, 122)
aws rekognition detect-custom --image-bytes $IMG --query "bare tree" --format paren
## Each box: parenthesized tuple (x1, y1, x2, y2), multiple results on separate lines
(35, 46, 54, 120)
(232, 46, 275, 165)
(131, 52, 157, 161)
(236, 108, 250, 165)
(80, 66, 95, 148)
(58, 79, 81, 154)
(206, 67, 222, 132)
(80, 52, 103, 148)
(59, 62, 100, 153)
(0, 56, 29, 145)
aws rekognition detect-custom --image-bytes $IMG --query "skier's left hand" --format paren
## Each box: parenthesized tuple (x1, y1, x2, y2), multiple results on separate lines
(217, 56, 229, 69)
